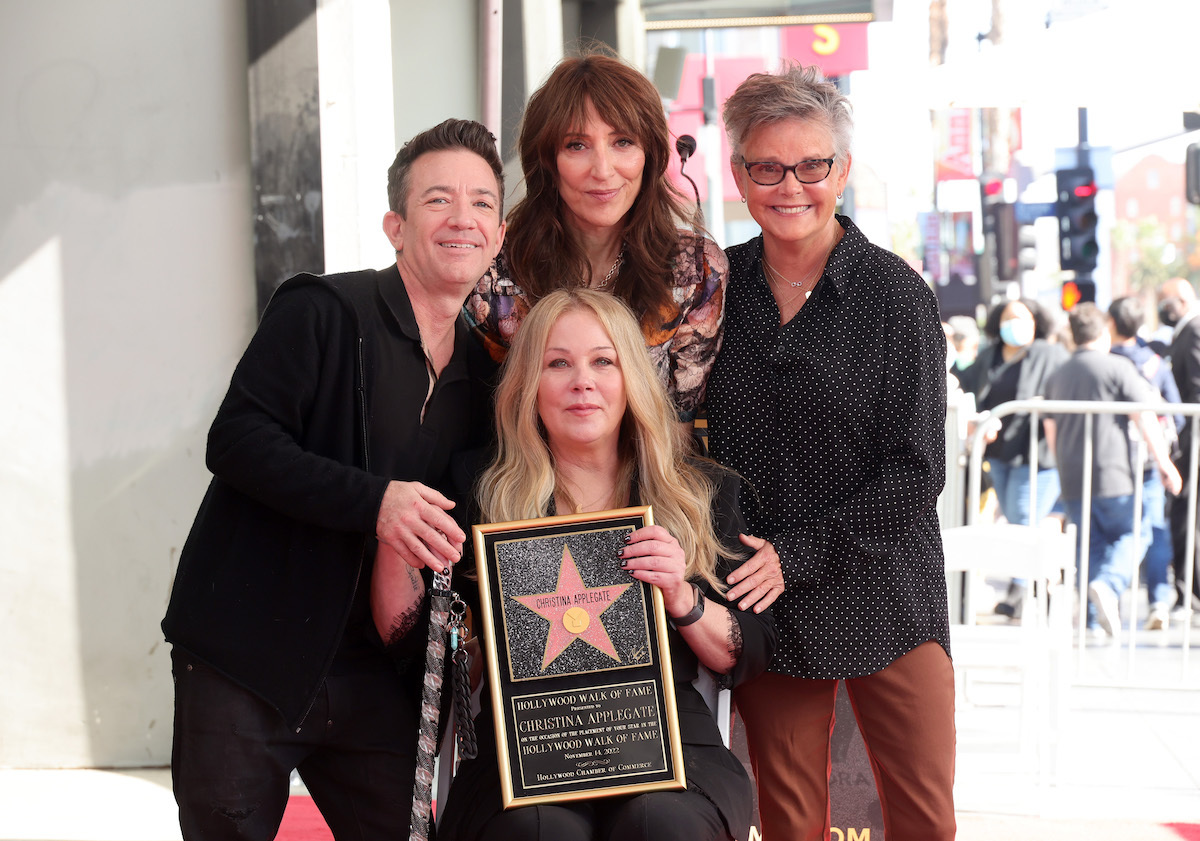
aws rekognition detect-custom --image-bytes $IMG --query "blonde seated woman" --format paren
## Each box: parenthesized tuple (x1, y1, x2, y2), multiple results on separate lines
(436, 288, 777, 841)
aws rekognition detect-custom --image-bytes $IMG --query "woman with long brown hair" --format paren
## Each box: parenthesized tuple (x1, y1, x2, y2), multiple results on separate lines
(465, 49, 727, 431)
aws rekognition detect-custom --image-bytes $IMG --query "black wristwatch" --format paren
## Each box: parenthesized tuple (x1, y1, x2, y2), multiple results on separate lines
(669, 582, 705, 628)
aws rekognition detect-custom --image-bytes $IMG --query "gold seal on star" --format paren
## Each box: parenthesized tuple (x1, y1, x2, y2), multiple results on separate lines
(563, 606, 591, 634)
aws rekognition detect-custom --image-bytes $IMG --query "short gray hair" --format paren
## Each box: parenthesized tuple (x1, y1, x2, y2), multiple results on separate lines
(722, 62, 854, 165)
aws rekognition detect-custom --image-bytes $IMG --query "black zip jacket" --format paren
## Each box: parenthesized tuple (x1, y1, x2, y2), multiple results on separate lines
(162, 266, 495, 728)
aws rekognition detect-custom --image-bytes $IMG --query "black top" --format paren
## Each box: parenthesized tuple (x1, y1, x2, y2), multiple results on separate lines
(705, 217, 950, 680)
(441, 463, 776, 841)
(1171, 314, 1200, 461)
(960, 339, 1069, 468)
(338, 268, 490, 671)
(980, 352, 1022, 460)
(162, 266, 496, 726)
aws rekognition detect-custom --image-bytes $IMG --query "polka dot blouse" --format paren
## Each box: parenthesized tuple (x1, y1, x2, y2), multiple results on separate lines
(705, 216, 951, 679)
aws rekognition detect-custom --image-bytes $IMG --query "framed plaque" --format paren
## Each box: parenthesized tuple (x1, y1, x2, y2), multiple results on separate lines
(472, 505, 685, 808)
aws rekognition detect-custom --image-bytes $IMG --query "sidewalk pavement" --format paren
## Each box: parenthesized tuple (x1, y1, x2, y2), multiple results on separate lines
(1, 756, 1196, 841)
(3, 619, 1198, 841)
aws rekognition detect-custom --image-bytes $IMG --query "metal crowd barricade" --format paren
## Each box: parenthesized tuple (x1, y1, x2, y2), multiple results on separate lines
(962, 398, 1199, 683)
(939, 386, 975, 531)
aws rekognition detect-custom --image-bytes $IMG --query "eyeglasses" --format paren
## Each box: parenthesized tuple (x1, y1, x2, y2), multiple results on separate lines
(742, 158, 835, 186)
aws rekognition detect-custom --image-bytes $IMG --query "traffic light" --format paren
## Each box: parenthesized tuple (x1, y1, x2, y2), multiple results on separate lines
(1016, 223, 1038, 274)
(992, 202, 1017, 280)
(1061, 279, 1096, 311)
(1056, 167, 1098, 272)
(994, 207, 1039, 281)
(1187, 143, 1200, 206)
(980, 174, 1005, 203)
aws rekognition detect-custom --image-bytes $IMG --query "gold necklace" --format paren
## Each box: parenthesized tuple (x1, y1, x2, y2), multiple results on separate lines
(560, 485, 621, 514)
(595, 249, 624, 289)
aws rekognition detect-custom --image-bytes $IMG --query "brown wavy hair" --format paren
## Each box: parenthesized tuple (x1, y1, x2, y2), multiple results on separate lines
(505, 48, 699, 326)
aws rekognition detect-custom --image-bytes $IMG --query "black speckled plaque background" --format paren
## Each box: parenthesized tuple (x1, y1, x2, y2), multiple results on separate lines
(473, 508, 686, 807)
(495, 525, 651, 681)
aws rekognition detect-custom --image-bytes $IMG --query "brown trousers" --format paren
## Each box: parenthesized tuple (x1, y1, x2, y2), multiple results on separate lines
(733, 640, 956, 841)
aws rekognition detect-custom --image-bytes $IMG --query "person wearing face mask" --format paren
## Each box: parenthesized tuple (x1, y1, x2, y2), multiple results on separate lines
(1157, 277, 1200, 620)
(1148, 277, 1193, 356)
(959, 298, 1069, 617)
(947, 315, 981, 374)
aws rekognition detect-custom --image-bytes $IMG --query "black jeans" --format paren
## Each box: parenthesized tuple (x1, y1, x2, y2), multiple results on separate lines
(1168, 449, 1200, 609)
(170, 648, 418, 841)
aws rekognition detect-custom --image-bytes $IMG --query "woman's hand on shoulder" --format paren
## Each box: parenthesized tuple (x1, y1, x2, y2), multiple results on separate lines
(620, 525, 690, 615)
(724, 534, 784, 613)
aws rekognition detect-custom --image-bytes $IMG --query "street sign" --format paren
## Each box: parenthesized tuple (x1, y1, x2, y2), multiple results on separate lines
(1014, 202, 1056, 224)
(1048, 0, 1110, 25)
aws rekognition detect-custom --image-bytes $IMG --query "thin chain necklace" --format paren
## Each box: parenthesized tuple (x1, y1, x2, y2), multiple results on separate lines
(594, 248, 624, 289)
(763, 244, 834, 302)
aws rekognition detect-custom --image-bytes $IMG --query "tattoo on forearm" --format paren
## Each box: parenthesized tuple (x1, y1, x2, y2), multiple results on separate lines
(384, 606, 421, 647)
(726, 613, 744, 663)
(383, 566, 426, 648)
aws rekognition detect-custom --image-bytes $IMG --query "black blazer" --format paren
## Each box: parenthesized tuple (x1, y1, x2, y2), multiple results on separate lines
(1171, 316, 1200, 460)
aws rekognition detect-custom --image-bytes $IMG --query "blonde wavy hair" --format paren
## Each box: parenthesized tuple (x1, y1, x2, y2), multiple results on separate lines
(478, 288, 732, 591)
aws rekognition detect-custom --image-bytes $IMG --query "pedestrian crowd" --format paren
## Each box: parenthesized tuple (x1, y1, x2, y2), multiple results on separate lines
(949, 282, 1200, 638)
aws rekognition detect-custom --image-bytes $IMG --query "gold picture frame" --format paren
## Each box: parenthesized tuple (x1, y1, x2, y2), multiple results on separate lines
(472, 505, 686, 808)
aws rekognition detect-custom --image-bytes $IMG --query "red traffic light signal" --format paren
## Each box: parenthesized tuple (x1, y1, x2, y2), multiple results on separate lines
(1056, 167, 1099, 272)
(979, 172, 1006, 206)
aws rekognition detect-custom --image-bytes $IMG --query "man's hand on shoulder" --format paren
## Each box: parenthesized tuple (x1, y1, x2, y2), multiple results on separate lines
(377, 481, 465, 573)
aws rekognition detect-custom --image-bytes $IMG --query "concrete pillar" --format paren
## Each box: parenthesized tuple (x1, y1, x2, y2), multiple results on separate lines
(0, 0, 256, 767)
(316, 0, 397, 272)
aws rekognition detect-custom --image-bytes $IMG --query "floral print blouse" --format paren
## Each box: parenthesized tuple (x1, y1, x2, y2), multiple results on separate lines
(463, 232, 728, 422)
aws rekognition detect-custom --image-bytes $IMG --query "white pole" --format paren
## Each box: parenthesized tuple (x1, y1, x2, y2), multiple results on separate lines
(480, 0, 502, 140)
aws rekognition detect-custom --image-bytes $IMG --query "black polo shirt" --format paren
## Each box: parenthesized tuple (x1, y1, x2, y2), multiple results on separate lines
(335, 267, 492, 672)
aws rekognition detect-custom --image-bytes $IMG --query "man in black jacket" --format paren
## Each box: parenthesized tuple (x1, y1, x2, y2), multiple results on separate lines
(1161, 277, 1200, 622)
(162, 119, 506, 840)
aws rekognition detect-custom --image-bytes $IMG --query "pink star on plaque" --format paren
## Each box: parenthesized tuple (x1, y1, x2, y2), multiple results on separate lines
(513, 545, 632, 671)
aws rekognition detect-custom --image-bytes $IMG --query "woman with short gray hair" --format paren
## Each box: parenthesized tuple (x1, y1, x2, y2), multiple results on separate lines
(705, 63, 956, 841)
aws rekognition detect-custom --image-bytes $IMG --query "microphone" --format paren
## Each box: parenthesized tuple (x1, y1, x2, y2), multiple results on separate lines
(675, 135, 701, 223)
(676, 134, 697, 164)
